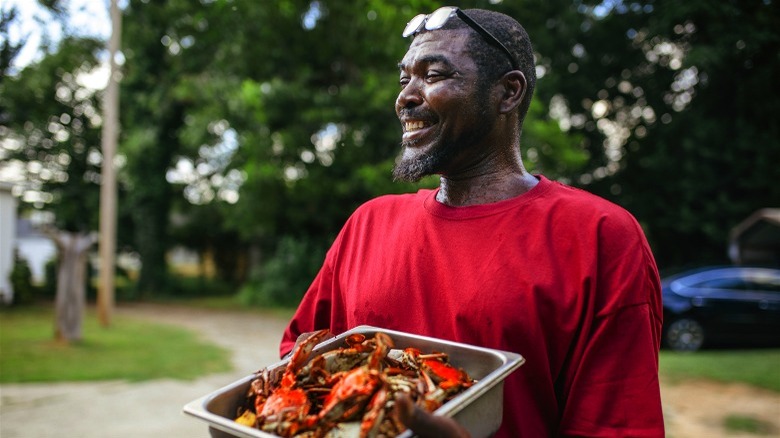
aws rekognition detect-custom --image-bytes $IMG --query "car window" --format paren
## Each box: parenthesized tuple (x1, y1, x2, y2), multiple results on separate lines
(745, 279, 780, 292)
(694, 278, 748, 289)
(693, 276, 780, 292)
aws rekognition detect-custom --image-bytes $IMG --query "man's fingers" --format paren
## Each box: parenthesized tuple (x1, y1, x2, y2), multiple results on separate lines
(395, 393, 470, 438)
(395, 393, 417, 424)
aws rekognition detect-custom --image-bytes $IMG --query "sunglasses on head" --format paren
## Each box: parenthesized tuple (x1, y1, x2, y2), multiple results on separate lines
(402, 6, 518, 70)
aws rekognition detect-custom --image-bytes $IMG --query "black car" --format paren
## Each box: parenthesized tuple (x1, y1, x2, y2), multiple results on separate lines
(661, 266, 780, 351)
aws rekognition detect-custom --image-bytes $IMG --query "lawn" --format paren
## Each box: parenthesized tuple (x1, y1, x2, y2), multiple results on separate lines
(660, 349, 780, 392)
(3, 302, 779, 393)
(0, 305, 232, 383)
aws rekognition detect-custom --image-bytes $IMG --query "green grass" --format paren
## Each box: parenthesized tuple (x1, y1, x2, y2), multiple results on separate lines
(0, 305, 232, 383)
(660, 349, 780, 392)
(723, 414, 776, 435)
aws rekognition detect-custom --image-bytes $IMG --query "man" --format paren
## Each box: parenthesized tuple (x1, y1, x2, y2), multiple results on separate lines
(281, 7, 664, 437)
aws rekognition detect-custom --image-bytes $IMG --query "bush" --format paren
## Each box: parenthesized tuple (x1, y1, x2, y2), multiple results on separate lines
(163, 273, 235, 298)
(9, 252, 39, 305)
(238, 236, 326, 308)
(42, 258, 58, 300)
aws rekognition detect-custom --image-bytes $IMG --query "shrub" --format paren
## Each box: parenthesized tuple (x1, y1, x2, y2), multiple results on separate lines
(238, 236, 326, 308)
(163, 273, 234, 298)
(9, 252, 39, 305)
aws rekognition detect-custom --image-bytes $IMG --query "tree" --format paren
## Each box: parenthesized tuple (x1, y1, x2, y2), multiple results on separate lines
(488, 0, 779, 269)
(9, 0, 775, 309)
(1, 7, 24, 83)
(0, 2, 106, 340)
(118, 0, 261, 294)
(118, 1, 188, 295)
(115, 0, 606, 304)
(49, 230, 96, 341)
(609, 1, 780, 268)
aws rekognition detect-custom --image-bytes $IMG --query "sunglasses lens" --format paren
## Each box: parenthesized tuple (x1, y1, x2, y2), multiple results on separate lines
(425, 7, 456, 30)
(402, 14, 427, 37)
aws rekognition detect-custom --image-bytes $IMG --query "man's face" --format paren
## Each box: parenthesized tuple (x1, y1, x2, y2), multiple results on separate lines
(394, 29, 497, 182)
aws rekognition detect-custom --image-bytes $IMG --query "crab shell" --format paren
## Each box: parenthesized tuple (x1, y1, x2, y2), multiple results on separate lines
(252, 329, 331, 436)
(315, 333, 394, 423)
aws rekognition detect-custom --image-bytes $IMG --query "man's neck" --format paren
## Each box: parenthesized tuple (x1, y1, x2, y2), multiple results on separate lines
(435, 170, 538, 207)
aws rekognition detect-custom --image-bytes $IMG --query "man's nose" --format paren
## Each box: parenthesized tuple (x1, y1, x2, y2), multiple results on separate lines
(396, 79, 423, 111)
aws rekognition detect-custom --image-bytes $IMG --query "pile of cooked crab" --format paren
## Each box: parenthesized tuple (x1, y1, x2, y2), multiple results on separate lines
(234, 330, 475, 437)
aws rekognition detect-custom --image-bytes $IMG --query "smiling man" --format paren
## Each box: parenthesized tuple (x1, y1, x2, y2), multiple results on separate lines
(281, 7, 664, 437)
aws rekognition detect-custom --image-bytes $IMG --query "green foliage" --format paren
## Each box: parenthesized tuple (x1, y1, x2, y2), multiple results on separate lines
(119, 0, 210, 294)
(660, 350, 780, 392)
(1, 34, 104, 231)
(0, 306, 231, 382)
(163, 273, 236, 299)
(522, 0, 780, 268)
(238, 235, 326, 308)
(42, 259, 58, 299)
(0, 7, 24, 79)
(521, 98, 588, 178)
(8, 253, 39, 305)
(168, 201, 250, 286)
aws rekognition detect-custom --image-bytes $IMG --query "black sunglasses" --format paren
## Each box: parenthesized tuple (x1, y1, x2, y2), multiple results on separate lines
(402, 6, 518, 70)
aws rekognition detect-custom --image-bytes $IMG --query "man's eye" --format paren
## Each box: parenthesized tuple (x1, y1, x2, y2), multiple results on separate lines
(425, 71, 446, 82)
(399, 76, 410, 87)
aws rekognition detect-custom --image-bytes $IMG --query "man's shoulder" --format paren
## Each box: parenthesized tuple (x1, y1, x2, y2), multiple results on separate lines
(356, 189, 435, 212)
(548, 180, 625, 211)
(544, 179, 639, 227)
(339, 189, 435, 228)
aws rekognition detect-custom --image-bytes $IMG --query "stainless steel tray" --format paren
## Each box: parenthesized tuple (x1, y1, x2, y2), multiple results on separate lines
(183, 325, 525, 438)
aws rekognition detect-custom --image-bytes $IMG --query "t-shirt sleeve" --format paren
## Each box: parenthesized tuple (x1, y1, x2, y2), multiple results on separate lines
(279, 255, 337, 358)
(559, 212, 665, 437)
(559, 303, 664, 436)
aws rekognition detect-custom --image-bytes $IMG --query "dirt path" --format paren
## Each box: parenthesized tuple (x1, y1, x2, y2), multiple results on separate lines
(662, 379, 780, 437)
(1, 303, 779, 437)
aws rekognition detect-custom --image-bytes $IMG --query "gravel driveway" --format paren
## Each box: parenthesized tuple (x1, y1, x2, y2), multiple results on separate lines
(0, 303, 289, 438)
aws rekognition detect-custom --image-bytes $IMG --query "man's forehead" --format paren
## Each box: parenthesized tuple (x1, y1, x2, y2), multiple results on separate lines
(400, 29, 472, 66)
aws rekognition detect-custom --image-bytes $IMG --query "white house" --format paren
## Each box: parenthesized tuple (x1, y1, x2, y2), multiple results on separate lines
(0, 182, 17, 303)
(16, 217, 57, 284)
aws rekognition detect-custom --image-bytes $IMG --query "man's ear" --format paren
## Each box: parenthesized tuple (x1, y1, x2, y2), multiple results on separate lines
(498, 70, 527, 114)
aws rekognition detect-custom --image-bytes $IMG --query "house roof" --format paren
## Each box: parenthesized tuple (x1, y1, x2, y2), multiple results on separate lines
(729, 208, 780, 265)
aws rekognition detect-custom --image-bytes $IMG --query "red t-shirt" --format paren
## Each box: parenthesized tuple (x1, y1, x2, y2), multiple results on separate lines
(281, 175, 664, 437)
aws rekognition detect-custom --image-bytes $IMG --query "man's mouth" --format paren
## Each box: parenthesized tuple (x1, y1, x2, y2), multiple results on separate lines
(402, 120, 435, 143)
(404, 120, 430, 132)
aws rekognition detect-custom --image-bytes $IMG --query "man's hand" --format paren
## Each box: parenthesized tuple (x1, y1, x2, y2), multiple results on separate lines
(395, 393, 471, 438)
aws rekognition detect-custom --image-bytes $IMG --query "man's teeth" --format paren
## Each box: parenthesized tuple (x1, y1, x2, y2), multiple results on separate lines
(405, 121, 427, 131)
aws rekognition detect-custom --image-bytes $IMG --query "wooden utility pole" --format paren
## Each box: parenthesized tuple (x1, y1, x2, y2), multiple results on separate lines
(98, 0, 121, 326)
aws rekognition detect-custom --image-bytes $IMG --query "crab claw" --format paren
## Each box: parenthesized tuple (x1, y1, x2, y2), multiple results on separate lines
(283, 329, 331, 386)
(360, 385, 389, 437)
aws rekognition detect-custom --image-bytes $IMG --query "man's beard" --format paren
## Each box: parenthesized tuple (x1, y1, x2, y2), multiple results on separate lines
(391, 115, 492, 183)
(391, 140, 452, 182)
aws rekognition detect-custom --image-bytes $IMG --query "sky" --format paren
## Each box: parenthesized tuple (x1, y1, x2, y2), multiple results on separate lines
(3, 0, 112, 73)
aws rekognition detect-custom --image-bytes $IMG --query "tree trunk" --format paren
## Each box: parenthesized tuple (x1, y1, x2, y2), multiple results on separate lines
(50, 231, 97, 342)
